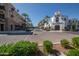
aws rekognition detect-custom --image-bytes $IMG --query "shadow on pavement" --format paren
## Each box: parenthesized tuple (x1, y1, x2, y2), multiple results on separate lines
(50, 49, 61, 56)
(0, 31, 33, 35)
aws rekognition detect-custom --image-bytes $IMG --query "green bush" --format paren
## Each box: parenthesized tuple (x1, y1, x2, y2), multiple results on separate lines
(66, 49, 79, 56)
(0, 43, 13, 56)
(72, 37, 79, 48)
(10, 41, 38, 56)
(60, 39, 70, 48)
(70, 23, 76, 31)
(43, 40, 53, 54)
(0, 41, 39, 56)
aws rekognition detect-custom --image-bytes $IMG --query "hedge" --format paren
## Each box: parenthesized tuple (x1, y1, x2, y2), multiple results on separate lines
(0, 41, 38, 56)
(72, 37, 79, 48)
(60, 39, 70, 48)
(43, 40, 53, 54)
(66, 49, 79, 56)
(9, 41, 38, 56)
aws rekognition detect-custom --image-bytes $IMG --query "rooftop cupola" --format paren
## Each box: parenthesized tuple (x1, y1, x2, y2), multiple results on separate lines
(55, 10, 61, 16)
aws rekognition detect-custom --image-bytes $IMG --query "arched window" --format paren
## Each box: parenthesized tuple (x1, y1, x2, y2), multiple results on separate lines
(56, 16, 59, 22)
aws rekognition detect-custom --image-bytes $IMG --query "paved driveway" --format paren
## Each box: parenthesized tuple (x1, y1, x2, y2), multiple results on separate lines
(0, 31, 79, 44)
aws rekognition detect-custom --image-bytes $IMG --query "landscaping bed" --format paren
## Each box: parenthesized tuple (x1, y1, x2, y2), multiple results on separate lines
(0, 37, 79, 56)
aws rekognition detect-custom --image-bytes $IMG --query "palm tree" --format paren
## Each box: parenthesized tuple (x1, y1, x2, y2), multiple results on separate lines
(22, 13, 32, 23)
(22, 13, 29, 20)
(70, 18, 77, 31)
(22, 13, 33, 30)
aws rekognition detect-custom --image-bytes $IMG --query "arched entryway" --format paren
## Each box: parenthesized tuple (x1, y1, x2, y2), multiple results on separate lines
(55, 25, 60, 30)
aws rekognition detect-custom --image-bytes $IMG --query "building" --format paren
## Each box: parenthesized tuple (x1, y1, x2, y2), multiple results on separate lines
(38, 10, 79, 31)
(38, 16, 50, 30)
(0, 3, 26, 31)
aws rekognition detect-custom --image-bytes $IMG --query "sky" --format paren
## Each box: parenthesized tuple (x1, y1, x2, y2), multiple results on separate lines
(13, 3, 79, 26)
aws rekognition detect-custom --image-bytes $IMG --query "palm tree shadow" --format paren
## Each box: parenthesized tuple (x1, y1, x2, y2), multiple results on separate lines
(65, 46, 74, 49)
(50, 49, 61, 56)
(36, 50, 45, 56)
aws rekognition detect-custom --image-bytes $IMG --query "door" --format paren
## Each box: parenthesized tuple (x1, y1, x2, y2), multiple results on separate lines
(0, 24, 4, 31)
(11, 25, 13, 31)
(55, 25, 60, 30)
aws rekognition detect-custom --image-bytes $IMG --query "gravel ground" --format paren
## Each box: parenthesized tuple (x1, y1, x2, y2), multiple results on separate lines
(0, 30, 79, 44)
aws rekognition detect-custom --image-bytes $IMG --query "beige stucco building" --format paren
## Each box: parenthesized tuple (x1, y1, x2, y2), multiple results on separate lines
(0, 3, 26, 31)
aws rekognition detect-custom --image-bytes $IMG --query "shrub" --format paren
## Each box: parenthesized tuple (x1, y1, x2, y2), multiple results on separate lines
(0, 43, 13, 56)
(70, 23, 76, 31)
(72, 37, 79, 48)
(10, 41, 38, 56)
(43, 40, 53, 54)
(66, 49, 79, 56)
(60, 39, 70, 48)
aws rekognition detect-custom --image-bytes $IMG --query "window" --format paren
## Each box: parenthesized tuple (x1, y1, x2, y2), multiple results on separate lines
(67, 25, 71, 29)
(11, 8, 15, 11)
(64, 18, 66, 21)
(69, 20, 71, 23)
(77, 25, 79, 27)
(0, 14, 5, 19)
(11, 15, 14, 18)
(0, 5, 5, 10)
(56, 17, 59, 22)
(0, 10, 4, 14)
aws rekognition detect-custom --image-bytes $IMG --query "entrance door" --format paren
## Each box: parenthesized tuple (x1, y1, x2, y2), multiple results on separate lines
(55, 25, 60, 30)
(0, 24, 4, 31)
(11, 25, 13, 31)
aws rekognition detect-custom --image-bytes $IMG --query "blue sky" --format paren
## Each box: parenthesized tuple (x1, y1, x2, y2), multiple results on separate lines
(13, 3, 79, 26)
